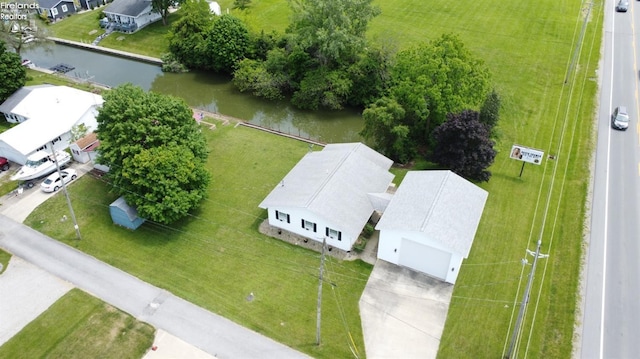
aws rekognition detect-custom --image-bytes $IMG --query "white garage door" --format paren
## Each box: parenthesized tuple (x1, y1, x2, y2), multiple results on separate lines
(399, 238, 451, 280)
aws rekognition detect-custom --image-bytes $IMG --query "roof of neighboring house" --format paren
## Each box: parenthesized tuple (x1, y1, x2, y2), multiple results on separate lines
(105, 0, 153, 17)
(0, 84, 54, 115)
(259, 143, 394, 240)
(36, 0, 74, 9)
(376, 170, 488, 257)
(75, 132, 99, 151)
(0, 86, 103, 156)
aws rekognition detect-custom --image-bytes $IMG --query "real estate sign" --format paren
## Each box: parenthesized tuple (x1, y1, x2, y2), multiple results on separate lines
(510, 145, 544, 165)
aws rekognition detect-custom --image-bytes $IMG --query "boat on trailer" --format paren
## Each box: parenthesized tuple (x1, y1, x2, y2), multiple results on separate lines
(11, 150, 72, 183)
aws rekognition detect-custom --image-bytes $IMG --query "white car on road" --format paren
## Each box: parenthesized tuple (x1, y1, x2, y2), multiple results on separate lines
(41, 169, 77, 193)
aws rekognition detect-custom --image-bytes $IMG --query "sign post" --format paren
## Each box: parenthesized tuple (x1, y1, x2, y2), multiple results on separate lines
(510, 144, 544, 177)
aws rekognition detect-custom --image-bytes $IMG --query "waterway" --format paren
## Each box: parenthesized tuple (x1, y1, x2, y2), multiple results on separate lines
(20, 42, 364, 143)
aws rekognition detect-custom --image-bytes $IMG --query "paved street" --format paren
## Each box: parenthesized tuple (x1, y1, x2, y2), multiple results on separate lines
(0, 214, 308, 358)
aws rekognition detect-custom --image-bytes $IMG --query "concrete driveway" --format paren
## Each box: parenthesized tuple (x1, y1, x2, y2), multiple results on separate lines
(360, 260, 453, 359)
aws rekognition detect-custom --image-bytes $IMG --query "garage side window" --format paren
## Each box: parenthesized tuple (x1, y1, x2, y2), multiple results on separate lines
(326, 227, 342, 241)
(275, 210, 290, 223)
(301, 219, 317, 232)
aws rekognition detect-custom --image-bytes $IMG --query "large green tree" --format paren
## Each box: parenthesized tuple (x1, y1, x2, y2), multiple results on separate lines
(167, 0, 212, 69)
(360, 96, 412, 163)
(0, 41, 26, 103)
(151, 0, 183, 26)
(96, 84, 210, 224)
(202, 14, 250, 73)
(287, 0, 380, 67)
(390, 33, 492, 141)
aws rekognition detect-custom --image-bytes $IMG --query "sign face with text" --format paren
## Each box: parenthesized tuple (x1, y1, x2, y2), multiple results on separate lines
(510, 145, 544, 165)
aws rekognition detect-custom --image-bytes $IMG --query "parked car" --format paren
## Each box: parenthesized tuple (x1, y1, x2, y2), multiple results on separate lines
(616, 0, 629, 12)
(611, 106, 630, 130)
(0, 157, 9, 171)
(41, 169, 77, 192)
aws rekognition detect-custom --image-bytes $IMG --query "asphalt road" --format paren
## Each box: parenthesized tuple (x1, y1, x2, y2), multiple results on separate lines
(0, 215, 308, 359)
(580, 2, 640, 357)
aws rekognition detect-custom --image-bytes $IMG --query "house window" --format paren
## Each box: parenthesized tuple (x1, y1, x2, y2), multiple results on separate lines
(301, 219, 316, 232)
(326, 227, 342, 241)
(61, 4, 68, 12)
(51, 8, 58, 16)
(51, 136, 62, 144)
(275, 210, 290, 223)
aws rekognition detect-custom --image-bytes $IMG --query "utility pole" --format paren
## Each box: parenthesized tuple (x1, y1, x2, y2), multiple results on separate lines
(50, 142, 82, 240)
(316, 238, 326, 346)
(505, 240, 548, 359)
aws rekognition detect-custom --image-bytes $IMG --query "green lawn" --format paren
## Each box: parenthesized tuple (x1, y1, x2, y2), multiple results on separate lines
(0, 289, 154, 358)
(25, 124, 372, 359)
(21, 0, 604, 357)
(47, 8, 182, 57)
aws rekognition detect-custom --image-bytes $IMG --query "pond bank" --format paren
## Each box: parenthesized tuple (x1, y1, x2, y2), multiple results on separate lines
(47, 37, 163, 66)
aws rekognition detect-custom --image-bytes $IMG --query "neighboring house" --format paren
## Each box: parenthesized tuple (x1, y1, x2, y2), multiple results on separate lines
(70, 132, 100, 164)
(376, 170, 488, 284)
(0, 86, 103, 165)
(208, 1, 221, 15)
(78, 0, 101, 10)
(36, 0, 77, 21)
(110, 196, 146, 230)
(259, 143, 394, 252)
(102, 0, 161, 33)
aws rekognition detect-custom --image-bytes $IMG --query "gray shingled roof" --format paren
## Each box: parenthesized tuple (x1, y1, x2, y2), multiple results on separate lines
(0, 85, 54, 115)
(376, 170, 488, 257)
(36, 0, 73, 9)
(259, 143, 394, 240)
(104, 0, 153, 17)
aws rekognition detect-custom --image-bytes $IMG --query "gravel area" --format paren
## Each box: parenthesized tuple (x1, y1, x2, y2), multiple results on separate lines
(0, 256, 73, 346)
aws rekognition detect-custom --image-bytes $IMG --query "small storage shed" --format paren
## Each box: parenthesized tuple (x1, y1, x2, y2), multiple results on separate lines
(109, 196, 145, 230)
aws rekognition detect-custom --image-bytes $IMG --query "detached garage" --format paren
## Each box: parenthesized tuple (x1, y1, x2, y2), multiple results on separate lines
(376, 171, 488, 284)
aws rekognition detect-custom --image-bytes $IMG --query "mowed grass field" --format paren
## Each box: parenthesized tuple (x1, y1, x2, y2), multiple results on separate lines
(24, 124, 373, 359)
(28, 0, 604, 357)
(0, 289, 154, 358)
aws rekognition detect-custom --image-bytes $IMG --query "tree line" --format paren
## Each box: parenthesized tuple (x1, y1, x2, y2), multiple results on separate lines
(166, 0, 500, 182)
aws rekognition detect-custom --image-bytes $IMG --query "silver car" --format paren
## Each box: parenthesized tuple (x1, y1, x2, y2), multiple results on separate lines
(616, 0, 629, 12)
(611, 106, 629, 130)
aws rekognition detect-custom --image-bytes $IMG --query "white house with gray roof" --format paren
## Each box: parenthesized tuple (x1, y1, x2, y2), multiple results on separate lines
(103, 0, 161, 33)
(376, 170, 488, 284)
(259, 143, 394, 252)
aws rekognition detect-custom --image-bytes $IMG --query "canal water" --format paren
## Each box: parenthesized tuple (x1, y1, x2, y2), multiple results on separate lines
(20, 43, 364, 143)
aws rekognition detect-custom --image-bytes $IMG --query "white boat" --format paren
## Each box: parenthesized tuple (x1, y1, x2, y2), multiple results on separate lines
(11, 150, 72, 181)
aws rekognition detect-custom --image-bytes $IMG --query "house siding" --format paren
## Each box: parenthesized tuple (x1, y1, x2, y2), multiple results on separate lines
(266, 207, 355, 251)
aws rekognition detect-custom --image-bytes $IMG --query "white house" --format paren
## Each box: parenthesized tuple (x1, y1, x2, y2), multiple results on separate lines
(259, 143, 394, 252)
(376, 170, 488, 284)
(103, 0, 161, 33)
(0, 86, 103, 165)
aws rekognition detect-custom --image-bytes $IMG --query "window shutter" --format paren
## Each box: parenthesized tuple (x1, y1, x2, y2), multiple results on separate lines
(301, 219, 305, 228)
(326, 227, 329, 236)
(338, 232, 342, 241)
(286, 214, 290, 223)
(313, 223, 317, 232)
(275, 211, 280, 220)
